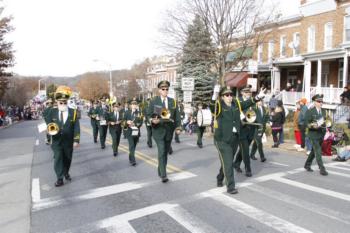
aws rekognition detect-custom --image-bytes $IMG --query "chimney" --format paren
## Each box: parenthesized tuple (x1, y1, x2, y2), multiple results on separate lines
(300, 0, 307, 5)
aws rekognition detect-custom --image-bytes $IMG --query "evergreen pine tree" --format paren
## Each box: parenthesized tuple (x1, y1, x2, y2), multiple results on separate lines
(176, 15, 216, 106)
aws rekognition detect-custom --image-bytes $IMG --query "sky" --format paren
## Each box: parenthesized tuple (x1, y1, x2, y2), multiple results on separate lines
(2, 0, 300, 77)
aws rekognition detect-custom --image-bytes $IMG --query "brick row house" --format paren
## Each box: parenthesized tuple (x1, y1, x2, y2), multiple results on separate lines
(226, 0, 350, 119)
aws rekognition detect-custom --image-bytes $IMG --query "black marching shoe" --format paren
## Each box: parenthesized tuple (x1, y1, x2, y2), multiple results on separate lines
(250, 155, 257, 160)
(227, 188, 238, 194)
(175, 140, 180, 143)
(304, 166, 313, 172)
(261, 158, 266, 162)
(55, 179, 64, 187)
(147, 142, 152, 148)
(169, 147, 173, 155)
(113, 152, 118, 157)
(217, 180, 223, 187)
(320, 169, 328, 176)
(94, 139, 97, 143)
(130, 162, 137, 166)
(101, 145, 105, 149)
(235, 167, 243, 173)
(245, 171, 252, 177)
(64, 174, 72, 181)
(161, 177, 169, 183)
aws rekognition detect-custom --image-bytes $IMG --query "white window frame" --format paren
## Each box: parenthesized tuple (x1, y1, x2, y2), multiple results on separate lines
(324, 22, 333, 50)
(344, 15, 350, 42)
(257, 43, 263, 63)
(307, 25, 316, 52)
(293, 32, 300, 56)
(268, 40, 274, 63)
(280, 35, 286, 57)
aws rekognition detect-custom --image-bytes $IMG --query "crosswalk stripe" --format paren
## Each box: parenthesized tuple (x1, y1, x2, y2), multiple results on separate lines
(207, 192, 313, 233)
(268, 161, 289, 167)
(104, 222, 137, 233)
(327, 170, 350, 178)
(274, 177, 350, 202)
(164, 206, 219, 233)
(32, 172, 196, 212)
(246, 184, 350, 225)
(326, 164, 350, 172)
(31, 178, 41, 202)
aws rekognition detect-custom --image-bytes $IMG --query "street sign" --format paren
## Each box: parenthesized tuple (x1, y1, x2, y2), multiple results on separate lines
(181, 78, 195, 91)
(183, 91, 192, 103)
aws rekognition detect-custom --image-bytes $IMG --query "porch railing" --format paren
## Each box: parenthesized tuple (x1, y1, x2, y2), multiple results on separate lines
(310, 87, 343, 104)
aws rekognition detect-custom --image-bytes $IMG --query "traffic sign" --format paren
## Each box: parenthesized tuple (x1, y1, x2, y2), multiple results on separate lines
(181, 78, 195, 91)
(183, 91, 192, 103)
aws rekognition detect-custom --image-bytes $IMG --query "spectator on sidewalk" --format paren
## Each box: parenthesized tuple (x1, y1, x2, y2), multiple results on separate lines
(277, 100, 286, 144)
(298, 97, 308, 152)
(293, 102, 301, 149)
(333, 146, 350, 161)
(340, 86, 350, 104)
(269, 94, 278, 111)
(296, 79, 303, 92)
(270, 106, 284, 148)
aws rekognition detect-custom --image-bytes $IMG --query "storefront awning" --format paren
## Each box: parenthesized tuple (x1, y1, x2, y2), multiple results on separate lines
(226, 47, 253, 63)
(225, 72, 249, 87)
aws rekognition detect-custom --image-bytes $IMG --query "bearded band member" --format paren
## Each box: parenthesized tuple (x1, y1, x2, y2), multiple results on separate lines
(147, 80, 181, 183)
(46, 86, 80, 187)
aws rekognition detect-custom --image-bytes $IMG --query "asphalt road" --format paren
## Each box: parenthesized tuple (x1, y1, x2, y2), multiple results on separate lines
(6, 115, 350, 233)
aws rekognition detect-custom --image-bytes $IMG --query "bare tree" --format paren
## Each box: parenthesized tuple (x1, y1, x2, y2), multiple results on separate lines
(160, 0, 278, 85)
(76, 73, 109, 101)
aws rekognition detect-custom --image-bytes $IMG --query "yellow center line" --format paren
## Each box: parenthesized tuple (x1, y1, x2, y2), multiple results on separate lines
(81, 125, 184, 173)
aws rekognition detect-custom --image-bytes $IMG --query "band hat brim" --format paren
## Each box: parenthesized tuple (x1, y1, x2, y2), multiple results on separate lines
(220, 89, 233, 96)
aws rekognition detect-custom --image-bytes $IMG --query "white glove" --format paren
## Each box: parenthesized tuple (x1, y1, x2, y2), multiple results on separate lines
(212, 85, 220, 100)
(256, 88, 266, 100)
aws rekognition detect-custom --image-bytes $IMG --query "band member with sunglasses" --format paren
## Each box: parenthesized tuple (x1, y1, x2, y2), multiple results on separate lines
(304, 94, 328, 176)
(88, 100, 99, 143)
(46, 86, 80, 187)
(147, 80, 181, 183)
(107, 102, 123, 157)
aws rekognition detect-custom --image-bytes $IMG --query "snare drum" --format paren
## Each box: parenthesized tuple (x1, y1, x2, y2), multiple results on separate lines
(197, 109, 212, 127)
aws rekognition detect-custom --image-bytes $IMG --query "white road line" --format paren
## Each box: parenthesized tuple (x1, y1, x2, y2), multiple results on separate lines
(31, 178, 40, 202)
(59, 203, 178, 233)
(186, 143, 197, 147)
(33, 172, 196, 212)
(274, 177, 350, 202)
(326, 164, 350, 172)
(165, 206, 218, 233)
(35, 139, 39, 146)
(207, 192, 313, 233)
(327, 170, 350, 178)
(246, 184, 350, 225)
(104, 222, 137, 233)
(268, 161, 289, 167)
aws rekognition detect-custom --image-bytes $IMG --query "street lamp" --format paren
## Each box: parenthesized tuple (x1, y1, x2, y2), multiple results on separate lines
(93, 59, 113, 98)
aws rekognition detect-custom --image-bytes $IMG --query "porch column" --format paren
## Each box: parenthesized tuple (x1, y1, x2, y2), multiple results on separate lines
(304, 60, 311, 102)
(343, 52, 348, 88)
(274, 67, 281, 93)
(317, 59, 322, 93)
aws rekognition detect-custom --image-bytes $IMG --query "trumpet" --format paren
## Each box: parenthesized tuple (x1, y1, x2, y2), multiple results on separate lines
(47, 122, 59, 136)
(90, 114, 97, 119)
(160, 108, 171, 119)
(121, 120, 128, 130)
(243, 109, 262, 126)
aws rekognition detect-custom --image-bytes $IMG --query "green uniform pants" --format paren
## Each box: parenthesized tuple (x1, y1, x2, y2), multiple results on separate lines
(215, 134, 239, 191)
(155, 139, 171, 178)
(146, 125, 152, 147)
(52, 146, 73, 179)
(234, 139, 253, 173)
(197, 126, 206, 146)
(127, 135, 138, 164)
(110, 127, 121, 153)
(305, 138, 325, 170)
(250, 134, 265, 159)
(91, 120, 99, 142)
(99, 125, 108, 147)
(175, 133, 180, 142)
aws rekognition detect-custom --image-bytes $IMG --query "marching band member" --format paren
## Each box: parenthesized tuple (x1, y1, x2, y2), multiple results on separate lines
(143, 98, 153, 148)
(193, 102, 206, 148)
(108, 102, 122, 157)
(96, 99, 109, 149)
(233, 85, 261, 177)
(121, 102, 129, 139)
(46, 86, 80, 187)
(249, 99, 268, 162)
(304, 94, 329, 176)
(88, 100, 99, 143)
(124, 100, 143, 166)
(147, 80, 181, 183)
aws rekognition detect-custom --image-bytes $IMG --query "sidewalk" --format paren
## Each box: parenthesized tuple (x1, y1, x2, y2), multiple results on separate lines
(0, 121, 37, 233)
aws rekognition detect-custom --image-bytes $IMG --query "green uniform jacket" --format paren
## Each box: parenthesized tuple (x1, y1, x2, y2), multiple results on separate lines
(47, 108, 80, 147)
(305, 107, 326, 140)
(254, 105, 269, 132)
(96, 106, 109, 122)
(43, 106, 52, 124)
(88, 107, 99, 120)
(211, 100, 241, 143)
(107, 110, 123, 128)
(123, 109, 143, 137)
(146, 96, 181, 140)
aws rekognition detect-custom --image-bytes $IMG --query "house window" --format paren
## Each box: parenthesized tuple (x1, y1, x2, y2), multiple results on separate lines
(324, 22, 333, 50)
(280, 36, 286, 57)
(257, 44, 263, 63)
(345, 15, 350, 42)
(268, 40, 274, 63)
(307, 25, 315, 52)
(293, 33, 300, 56)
